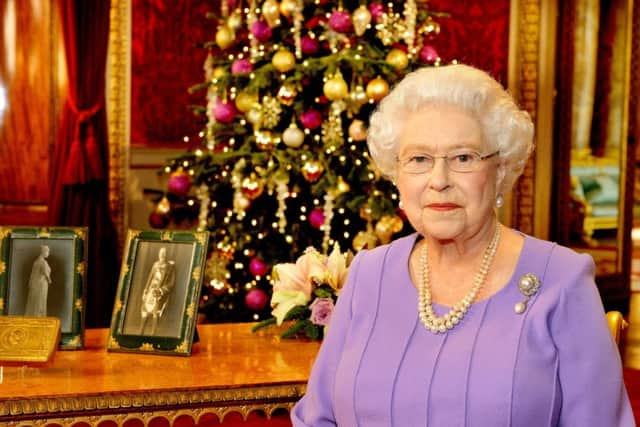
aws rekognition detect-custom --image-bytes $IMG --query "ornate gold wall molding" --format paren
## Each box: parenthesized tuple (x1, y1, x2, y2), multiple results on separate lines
(107, 0, 131, 255)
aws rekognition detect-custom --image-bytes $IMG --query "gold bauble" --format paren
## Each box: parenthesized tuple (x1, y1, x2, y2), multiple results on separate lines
(255, 130, 277, 150)
(301, 160, 325, 182)
(155, 196, 171, 214)
(235, 91, 259, 113)
(366, 76, 390, 101)
(228, 9, 243, 31)
(215, 25, 234, 50)
(234, 191, 251, 211)
(388, 214, 404, 233)
(272, 49, 296, 73)
(246, 107, 262, 125)
(386, 48, 409, 70)
(279, 0, 297, 17)
(347, 85, 368, 113)
(352, 5, 372, 36)
(262, 0, 281, 27)
(374, 219, 393, 244)
(323, 72, 349, 101)
(353, 230, 378, 251)
(348, 119, 367, 141)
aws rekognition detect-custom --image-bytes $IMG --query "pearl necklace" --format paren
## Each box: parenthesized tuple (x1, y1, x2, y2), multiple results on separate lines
(418, 224, 501, 333)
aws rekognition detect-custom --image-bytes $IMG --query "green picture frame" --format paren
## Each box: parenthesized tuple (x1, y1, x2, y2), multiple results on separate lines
(107, 229, 209, 356)
(0, 226, 88, 350)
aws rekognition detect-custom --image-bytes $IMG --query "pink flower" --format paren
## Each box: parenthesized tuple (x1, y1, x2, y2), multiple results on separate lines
(309, 297, 335, 326)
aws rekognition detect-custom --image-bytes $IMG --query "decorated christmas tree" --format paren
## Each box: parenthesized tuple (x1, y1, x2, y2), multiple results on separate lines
(156, 0, 446, 323)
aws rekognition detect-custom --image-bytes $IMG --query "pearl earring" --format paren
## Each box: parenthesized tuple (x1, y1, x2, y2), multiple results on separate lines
(495, 194, 504, 208)
(398, 199, 404, 209)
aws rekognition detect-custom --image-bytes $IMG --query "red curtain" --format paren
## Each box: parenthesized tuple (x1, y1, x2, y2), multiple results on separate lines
(50, 0, 118, 328)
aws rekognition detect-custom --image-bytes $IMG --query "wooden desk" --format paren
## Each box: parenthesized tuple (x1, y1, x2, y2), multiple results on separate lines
(0, 323, 321, 427)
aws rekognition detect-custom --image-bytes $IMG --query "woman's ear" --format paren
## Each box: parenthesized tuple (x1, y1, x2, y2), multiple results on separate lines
(495, 159, 507, 190)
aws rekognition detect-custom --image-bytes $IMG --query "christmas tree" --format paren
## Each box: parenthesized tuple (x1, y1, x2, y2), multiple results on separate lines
(156, 0, 446, 323)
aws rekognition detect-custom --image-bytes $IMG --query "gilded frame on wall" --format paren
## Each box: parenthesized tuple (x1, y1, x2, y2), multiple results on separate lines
(107, 229, 208, 356)
(0, 226, 88, 350)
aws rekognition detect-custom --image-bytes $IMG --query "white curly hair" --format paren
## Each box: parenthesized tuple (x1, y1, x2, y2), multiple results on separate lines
(367, 64, 534, 192)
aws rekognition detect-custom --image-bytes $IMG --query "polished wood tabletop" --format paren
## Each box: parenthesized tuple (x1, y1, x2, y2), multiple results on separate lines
(0, 322, 321, 399)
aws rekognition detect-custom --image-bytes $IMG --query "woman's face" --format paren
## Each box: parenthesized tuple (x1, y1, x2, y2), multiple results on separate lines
(395, 103, 504, 242)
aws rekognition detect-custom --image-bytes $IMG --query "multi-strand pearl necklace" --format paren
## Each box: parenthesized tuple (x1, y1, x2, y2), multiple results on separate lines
(418, 224, 502, 334)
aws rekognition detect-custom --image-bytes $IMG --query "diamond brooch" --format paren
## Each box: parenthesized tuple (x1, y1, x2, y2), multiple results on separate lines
(514, 273, 541, 314)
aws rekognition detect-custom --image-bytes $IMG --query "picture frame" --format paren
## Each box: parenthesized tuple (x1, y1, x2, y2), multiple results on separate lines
(107, 229, 209, 356)
(0, 226, 88, 350)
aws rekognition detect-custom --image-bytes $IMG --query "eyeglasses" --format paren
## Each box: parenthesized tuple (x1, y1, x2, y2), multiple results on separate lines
(397, 150, 500, 174)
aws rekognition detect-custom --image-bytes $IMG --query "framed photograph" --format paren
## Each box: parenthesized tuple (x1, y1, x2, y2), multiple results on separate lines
(107, 229, 208, 356)
(0, 226, 88, 350)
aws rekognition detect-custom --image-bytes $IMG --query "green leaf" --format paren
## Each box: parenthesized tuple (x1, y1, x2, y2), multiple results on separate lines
(283, 305, 310, 321)
(281, 319, 311, 339)
(251, 317, 277, 332)
(304, 322, 322, 340)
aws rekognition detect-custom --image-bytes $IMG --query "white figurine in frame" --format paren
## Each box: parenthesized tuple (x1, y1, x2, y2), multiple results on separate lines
(24, 245, 52, 317)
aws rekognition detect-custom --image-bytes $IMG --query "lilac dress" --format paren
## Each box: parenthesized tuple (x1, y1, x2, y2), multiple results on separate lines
(291, 232, 634, 426)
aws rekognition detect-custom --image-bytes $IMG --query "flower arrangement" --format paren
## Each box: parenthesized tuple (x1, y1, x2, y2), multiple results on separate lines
(252, 245, 352, 340)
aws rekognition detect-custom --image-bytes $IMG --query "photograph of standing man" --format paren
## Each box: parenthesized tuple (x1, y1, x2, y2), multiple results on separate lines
(139, 247, 176, 335)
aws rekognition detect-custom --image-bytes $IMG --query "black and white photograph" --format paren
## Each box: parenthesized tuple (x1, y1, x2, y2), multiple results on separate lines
(108, 229, 208, 356)
(0, 227, 87, 349)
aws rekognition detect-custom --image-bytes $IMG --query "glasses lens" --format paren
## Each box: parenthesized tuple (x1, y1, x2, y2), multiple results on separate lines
(447, 151, 481, 172)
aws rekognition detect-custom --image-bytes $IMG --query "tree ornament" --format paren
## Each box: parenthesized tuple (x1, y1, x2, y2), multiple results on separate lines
(366, 76, 390, 101)
(155, 195, 171, 214)
(353, 6, 372, 36)
(419, 45, 439, 63)
(233, 191, 251, 211)
(309, 208, 325, 229)
(231, 58, 253, 74)
(227, 9, 243, 31)
(300, 109, 322, 129)
(249, 257, 269, 277)
(215, 25, 235, 50)
(334, 176, 351, 195)
(353, 230, 378, 251)
(149, 211, 170, 229)
(386, 48, 409, 70)
(329, 10, 352, 33)
(241, 173, 264, 200)
(208, 278, 229, 296)
(282, 121, 305, 148)
(246, 106, 263, 126)
(254, 130, 277, 150)
(235, 91, 259, 113)
(260, 96, 283, 128)
(374, 217, 394, 244)
(212, 66, 227, 80)
(348, 119, 367, 141)
(323, 71, 349, 101)
(347, 85, 368, 114)
(214, 100, 237, 123)
(301, 160, 325, 182)
(251, 20, 272, 42)
(359, 204, 373, 221)
(280, 0, 296, 17)
(245, 288, 269, 311)
(301, 35, 320, 55)
(369, 2, 385, 21)
(262, 0, 281, 27)
(272, 49, 296, 73)
(168, 171, 192, 197)
(277, 83, 297, 106)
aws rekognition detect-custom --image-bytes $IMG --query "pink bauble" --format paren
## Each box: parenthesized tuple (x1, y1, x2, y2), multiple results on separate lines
(245, 288, 269, 311)
(231, 58, 253, 74)
(309, 208, 325, 229)
(328, 10, 352, 33)
(419, 45, 439, 63)
(251, 20, 272, 42)
(301, 35, 320, 55)
(148, 211, 170, 229)
(168, 173, 191, 197)
(369, 3, 384, 21)
(214, 100, 236, 123)
(300, 109, 322, 129)
(249, 257, 269, 277)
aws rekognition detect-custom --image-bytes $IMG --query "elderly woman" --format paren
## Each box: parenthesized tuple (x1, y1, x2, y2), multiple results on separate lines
(291, 64, 633, 426)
